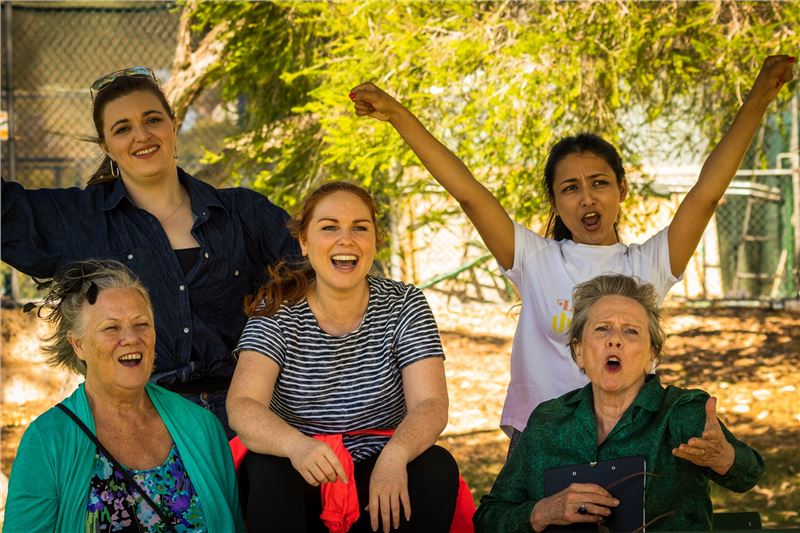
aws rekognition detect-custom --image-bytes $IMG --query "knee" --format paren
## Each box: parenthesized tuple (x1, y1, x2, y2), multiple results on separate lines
(409, 445, 460, 492)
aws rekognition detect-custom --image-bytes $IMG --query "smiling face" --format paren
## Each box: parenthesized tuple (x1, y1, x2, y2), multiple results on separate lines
(552, 152, 627, 245)
(300, 190, 377, 294)
(574, 295, 654, 402)
(99, 89, 178, 185)
(69, 288, 156, 395)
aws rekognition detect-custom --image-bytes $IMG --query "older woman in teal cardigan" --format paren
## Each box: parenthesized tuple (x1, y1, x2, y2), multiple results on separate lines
(4, 260, 244, 532)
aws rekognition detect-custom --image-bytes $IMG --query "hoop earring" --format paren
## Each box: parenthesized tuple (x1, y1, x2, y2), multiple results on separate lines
(109, 159, 120, 178)
(174, 147, 179, 160)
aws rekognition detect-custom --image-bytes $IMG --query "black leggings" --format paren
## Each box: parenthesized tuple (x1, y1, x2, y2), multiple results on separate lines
(239, 445, 459, 532)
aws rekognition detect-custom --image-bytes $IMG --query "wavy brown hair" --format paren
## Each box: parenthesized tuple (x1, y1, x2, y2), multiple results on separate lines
(245, 181, 382, 317)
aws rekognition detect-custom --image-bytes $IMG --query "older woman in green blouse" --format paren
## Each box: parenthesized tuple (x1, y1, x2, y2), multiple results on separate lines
(474, 274, 764, 532)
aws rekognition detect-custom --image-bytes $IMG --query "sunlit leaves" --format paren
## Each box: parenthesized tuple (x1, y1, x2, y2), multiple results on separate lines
(187, 0, 798, 230)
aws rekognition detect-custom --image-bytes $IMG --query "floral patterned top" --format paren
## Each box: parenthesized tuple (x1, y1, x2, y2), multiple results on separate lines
(85, 442, 205, 532)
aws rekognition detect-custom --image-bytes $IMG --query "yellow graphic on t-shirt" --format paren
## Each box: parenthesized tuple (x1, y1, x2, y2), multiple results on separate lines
(551, 298, 573, 334)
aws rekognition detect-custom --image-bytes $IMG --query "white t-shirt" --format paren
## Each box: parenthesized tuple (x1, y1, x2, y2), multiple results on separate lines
(501, 223, 680, 434)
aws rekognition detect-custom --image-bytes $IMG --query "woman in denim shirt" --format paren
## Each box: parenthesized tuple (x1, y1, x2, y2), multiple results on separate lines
(1, 67, 299, 435)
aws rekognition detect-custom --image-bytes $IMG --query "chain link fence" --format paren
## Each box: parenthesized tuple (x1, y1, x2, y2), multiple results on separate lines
(717, 175, 792, 300)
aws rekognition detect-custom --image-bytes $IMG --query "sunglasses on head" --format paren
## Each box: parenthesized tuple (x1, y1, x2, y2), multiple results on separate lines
(90, 66, 158, 100)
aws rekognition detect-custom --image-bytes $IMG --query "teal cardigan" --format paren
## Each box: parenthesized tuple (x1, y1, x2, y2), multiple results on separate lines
(4, 383, 245, 532)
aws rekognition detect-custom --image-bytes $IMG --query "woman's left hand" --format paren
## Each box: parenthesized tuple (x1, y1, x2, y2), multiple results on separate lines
(368, 444, 411, 533)
(672, 396, 735, 475)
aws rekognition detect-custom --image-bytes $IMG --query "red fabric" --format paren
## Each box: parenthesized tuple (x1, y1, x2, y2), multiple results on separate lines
(450, 475, 476, 533)
(228, 432, 475, 533)
(230, 435, 248, 470)
(313, 434, 359, 533)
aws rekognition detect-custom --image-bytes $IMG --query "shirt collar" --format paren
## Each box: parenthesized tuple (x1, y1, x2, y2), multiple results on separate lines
(564, 374, 664, 413)
(631, 374, 664, 413)
(100, 177, 131, 211)
(178, 167, 228, 216)
(100, 167, 228, 215)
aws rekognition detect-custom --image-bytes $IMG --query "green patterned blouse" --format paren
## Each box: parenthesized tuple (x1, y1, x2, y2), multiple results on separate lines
(474, 375, 764, 532)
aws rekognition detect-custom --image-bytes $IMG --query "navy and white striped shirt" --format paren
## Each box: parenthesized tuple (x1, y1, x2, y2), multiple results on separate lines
(234, 276, 445, 461)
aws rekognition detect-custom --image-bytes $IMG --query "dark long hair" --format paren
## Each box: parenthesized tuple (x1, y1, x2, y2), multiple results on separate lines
(542, 133, 626, 241)
(244, 182, 383, 317)
(87, 75, 175, 185)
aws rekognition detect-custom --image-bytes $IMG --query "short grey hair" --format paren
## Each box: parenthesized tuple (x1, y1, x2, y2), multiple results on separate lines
(35, 259, 152, 375)
(567, 274, 666, 366)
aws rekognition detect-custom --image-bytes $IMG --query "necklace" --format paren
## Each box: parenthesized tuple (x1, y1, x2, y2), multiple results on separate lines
(157, 189, 188, 224)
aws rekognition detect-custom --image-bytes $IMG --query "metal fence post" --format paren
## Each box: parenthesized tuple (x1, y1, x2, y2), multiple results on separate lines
(2, 0, 21, 301)
(790, 92, 799, 298)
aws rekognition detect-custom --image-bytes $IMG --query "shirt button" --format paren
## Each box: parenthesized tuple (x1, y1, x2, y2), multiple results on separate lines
(179, 285, 185, 291)
(127, 254, 133, 260)
(204, 252, 210, 259)
(202, 212, 207, 217)
(234, 270, 239, 277)
(183, 327, 190, 334)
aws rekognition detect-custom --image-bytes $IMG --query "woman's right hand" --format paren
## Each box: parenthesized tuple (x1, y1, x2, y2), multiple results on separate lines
(529, 483, 618, 532)
(288, 436, 349, 486)
(349, 83, 406, 123)
(747, 55, 795, 105)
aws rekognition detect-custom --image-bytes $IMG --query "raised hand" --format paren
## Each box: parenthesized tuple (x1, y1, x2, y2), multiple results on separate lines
(349, 82, 407, 123)
(672, 396, 736, 475)
(288, 436, 349, 486)
(367, 446, 411, 533)
(529, 483, 618, 532)
(748, 55, 795, 104)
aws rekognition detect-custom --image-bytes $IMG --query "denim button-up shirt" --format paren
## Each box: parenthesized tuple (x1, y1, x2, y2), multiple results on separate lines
(2, 168, 299, 385)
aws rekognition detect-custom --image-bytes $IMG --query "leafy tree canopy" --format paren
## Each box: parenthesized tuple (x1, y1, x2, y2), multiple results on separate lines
(187, 1, 798, 225)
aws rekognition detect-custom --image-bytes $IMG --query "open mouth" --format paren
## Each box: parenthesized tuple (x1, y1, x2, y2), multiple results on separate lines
(582, 212, 601, 232)
(132, 146, 159, 158)
(118, 352, 143, 368)
(331, 254, 358, 272)
(605, 356, 621, 372)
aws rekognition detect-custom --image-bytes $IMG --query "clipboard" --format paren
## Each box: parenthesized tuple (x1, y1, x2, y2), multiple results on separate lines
(543, 456, 646, 533)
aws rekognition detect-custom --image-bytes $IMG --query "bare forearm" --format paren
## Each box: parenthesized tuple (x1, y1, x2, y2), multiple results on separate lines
(228, 397, 306, 457)
(694, 94, 771, 207)
(384, 397, 448, 464)
(352, 82, 515, 267)
(388, 108, 494, 211)
(388, 108, 515, 268)
(668, 87, 776, 276)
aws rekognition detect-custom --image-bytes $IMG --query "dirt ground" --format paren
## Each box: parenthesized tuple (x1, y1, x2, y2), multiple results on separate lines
(1, 300, 799, 527)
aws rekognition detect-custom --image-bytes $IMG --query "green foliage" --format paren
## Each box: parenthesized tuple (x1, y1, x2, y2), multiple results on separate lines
(188, 1, 798, 228)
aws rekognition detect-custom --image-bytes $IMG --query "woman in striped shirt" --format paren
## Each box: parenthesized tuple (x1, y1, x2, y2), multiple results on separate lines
(227, 182, 460, 532)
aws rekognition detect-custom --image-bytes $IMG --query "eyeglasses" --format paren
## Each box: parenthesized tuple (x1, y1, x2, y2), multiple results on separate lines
(89, 66, 158, 101)
(590, 471, 675, 533)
